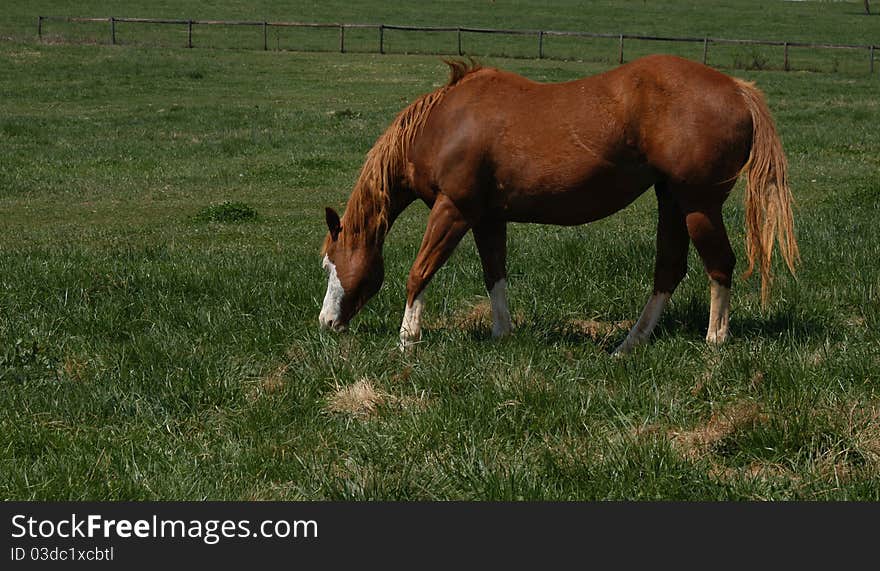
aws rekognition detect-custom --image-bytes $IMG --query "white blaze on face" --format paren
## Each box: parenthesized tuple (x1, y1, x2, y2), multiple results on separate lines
(319, 255, 345, 330)
(489, 279, 513, 338)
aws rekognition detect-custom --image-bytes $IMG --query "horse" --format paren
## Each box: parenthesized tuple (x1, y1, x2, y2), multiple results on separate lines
(318, 55, 799, 354)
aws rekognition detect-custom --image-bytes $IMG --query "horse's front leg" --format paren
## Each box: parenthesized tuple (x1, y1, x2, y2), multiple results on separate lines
(473, 218, 512, 338)
(399, 194, 472, 349)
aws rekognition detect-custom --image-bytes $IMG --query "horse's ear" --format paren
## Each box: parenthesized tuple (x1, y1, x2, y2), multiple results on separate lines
(325, 207, 341, 241)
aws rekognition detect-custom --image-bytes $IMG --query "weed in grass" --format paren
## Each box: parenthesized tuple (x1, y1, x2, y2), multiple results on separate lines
(0, 339, 59, 383)
(193, 201, 258, 223)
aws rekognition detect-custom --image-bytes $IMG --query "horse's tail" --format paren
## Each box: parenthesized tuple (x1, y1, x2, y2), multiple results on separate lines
(735, 78, 800, 306)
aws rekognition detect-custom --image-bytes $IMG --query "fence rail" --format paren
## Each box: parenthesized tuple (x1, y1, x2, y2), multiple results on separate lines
(36, 16, 878, 74)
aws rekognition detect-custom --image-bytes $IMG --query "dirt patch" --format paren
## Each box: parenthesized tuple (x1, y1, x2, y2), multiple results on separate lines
(670, 400, 767, 460)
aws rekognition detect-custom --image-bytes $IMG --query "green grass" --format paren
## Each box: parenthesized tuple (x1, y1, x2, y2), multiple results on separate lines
(4, 1, 880, 74)
(1, 2, 879, 500)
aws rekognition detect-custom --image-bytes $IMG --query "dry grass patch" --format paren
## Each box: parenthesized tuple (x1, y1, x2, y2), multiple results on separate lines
(829, 401, 880, 468)
(326, 378, 387, 419)
(248, 345, 307, 399)
(324, 377, 431, 419)
(59, 355, 89, 382)
(431, 297, 525, 332)
(427, 298, 491, 331)
(669, 400, 767, 460)
(708, 461, 794, 484)
(258, 362, 289, 395)
(566, 318, 634, 343)
(247, 481, 307, 501)
(461, 299, 493, 328)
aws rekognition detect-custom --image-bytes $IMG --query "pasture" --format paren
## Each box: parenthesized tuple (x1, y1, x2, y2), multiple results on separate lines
(1, 1, 879, 500)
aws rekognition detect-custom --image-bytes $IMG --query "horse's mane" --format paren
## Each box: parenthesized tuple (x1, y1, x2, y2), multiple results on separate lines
(322, 59, 482, 253)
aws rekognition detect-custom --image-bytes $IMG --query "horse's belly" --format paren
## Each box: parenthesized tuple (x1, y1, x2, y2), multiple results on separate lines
(493, 167, 656, 225)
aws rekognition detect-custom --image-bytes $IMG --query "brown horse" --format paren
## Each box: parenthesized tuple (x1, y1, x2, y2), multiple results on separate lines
(319, 55, 798, 353)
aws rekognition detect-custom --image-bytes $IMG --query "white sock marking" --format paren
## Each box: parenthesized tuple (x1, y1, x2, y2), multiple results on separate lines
(399, 292, 425, 349)
(706, 279, 731, 345)
(613, 292, 670, 355)
(319, 255, 345, 330)
(489, 279, 513, 338)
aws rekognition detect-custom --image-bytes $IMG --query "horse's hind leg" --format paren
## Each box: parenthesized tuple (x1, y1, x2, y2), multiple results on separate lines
(684, 205, 735, 345)
(473, 218, 512, 338)
(399, 194, 472, 348)
(614, 183, 690, 354)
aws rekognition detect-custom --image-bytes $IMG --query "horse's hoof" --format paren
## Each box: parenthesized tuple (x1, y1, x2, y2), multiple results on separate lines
(491, 327, 513, 339)
(705, 332, 730, 346)
(611, 346, 628, 357)
(398, 336, 420, 353)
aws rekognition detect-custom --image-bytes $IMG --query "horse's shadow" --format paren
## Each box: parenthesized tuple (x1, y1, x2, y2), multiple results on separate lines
(512, 298, 833, 353)
(341, 297, 833, 353)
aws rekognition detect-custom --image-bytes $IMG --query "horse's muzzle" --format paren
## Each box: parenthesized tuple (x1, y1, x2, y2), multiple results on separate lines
(318, 315, 348, 333)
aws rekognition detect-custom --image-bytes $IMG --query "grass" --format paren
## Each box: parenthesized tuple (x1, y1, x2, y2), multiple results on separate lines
(193, 201, 259, 224)
(1, 2, 879, 500)
(5, 1, 880, 74)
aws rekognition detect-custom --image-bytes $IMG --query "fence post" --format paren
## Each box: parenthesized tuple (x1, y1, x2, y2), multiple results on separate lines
(339, 24, 345, 53)
(263, 22, 268, 51)
(870, 45, 875, 75)
(187, 20, 193, 48)
(784, 41, 789, 71)
(111, 17, 116, 45)
(538, 30, 544, 59)
(37, 16, 42, 41)
(618, 34, 624, 64)
(457, 28, 462, 56)
(379, 24, 384, 54)
(702, 37, 709, 65)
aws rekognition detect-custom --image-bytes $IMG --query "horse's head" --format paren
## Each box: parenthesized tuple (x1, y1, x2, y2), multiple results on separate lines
(319, 207, 385, 331)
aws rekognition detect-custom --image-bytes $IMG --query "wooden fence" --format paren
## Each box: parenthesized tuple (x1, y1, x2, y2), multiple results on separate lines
(37, 16, 878, 74)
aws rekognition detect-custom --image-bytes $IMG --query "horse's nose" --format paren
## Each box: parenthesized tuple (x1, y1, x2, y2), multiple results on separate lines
(319, 314, 348, 332)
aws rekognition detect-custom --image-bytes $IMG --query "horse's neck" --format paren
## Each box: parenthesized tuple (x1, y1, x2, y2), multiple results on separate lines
(387, 186, 417, 225)
(346, 183, 415, 249)
(375, 186, 416, 247)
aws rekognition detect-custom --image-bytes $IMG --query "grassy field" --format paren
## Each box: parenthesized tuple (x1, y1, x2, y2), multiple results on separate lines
(1, 2, 879, 500)
(6, 0, 880, 73)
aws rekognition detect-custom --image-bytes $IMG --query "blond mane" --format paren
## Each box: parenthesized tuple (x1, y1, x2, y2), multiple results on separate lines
(322, 59, 482, 254)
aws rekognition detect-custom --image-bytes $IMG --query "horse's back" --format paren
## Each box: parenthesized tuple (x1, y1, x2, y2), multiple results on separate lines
(408, 56, 753, 223)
